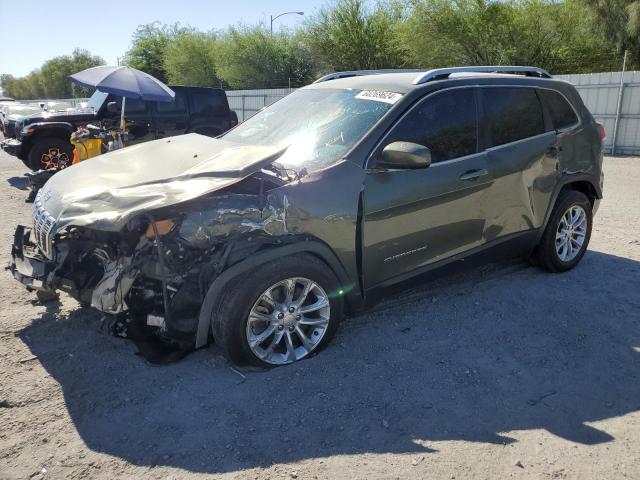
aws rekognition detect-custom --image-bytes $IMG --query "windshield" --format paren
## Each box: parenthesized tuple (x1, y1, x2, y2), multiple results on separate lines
(222, 88, 397, 171)
(87, 90, 108, 112)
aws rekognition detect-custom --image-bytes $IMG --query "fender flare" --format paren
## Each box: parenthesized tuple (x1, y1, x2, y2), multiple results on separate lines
(537, 172, 602, 242)
(194, 240, 360, 348)
(23, 121, 75, 136)
(22, 122, 75, 152)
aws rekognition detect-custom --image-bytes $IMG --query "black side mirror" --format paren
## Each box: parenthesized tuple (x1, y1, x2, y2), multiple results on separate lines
(376, 141, 432, 169)
(107, 101, 120, 114)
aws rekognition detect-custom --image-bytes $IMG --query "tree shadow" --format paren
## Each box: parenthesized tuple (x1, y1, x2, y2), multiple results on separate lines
(17, 250, 640, 473)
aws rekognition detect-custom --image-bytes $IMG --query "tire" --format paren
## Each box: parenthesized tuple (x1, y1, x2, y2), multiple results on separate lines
(535, 190, 592, 272)
(211, 253, 344, 367)
(28, 137, 74, 170)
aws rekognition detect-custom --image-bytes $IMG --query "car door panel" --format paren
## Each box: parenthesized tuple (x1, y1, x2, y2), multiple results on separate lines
(362, 87, 493, 288)
(479, 87, 557, 241)
(364, 152, 492, 287)
(484, 132, 558, 240)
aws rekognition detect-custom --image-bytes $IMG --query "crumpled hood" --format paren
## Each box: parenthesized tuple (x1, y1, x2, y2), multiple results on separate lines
(38, 133, 284, 232)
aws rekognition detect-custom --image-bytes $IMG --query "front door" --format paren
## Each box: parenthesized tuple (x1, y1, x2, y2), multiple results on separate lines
(363, 87, 494, 288)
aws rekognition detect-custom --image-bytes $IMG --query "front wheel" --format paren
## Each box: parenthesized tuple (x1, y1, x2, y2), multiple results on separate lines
(535, 190, 593, 272)
(211, 254, 343, 367)
(28, 137, 74, 170)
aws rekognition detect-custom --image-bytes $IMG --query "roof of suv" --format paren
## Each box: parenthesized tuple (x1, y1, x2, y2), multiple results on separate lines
(307, 67, 566, 94)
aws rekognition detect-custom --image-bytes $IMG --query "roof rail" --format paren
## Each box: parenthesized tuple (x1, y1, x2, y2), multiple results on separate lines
(314, 69, 424, 83)
(412, 66, 551, 85)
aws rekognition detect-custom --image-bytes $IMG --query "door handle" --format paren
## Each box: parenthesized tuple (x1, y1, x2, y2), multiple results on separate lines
(459, 168, 488, 181)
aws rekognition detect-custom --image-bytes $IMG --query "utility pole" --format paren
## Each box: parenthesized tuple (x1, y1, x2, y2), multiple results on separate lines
(612, 50, 628, 156)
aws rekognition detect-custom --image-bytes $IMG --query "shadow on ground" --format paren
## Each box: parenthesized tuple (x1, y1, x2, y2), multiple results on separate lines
(18, 250, 640, 474)
(7, 176, 28, 191)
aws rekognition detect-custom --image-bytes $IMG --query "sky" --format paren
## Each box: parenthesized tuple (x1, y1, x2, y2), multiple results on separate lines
(0, 0, 325, 77)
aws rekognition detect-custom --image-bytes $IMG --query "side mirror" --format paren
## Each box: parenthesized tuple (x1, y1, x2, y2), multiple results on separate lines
(107, 102, 120, 113)
(376, 141, 432, 169)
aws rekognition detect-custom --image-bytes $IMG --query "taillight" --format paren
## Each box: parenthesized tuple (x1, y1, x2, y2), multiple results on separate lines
(596, 122, 606, 140)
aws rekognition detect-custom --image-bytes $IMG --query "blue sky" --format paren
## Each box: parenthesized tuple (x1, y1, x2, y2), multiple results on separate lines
(0, 0, 325, 77)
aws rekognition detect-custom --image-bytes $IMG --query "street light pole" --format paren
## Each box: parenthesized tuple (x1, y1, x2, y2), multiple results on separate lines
(270, 11, 304, 34)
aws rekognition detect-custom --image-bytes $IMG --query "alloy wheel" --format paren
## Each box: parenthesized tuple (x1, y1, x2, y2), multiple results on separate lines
(246, 277, 331, 365)
(555, 205, 588, 262)
(41, 148, 70, 169)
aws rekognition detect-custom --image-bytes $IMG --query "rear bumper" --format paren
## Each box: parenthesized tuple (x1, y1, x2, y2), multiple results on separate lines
(0, 138, 22, 157)
(7, 225, 54, 291)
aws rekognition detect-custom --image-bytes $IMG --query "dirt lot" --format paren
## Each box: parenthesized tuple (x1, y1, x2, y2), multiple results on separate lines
(0, 144, 638, 480)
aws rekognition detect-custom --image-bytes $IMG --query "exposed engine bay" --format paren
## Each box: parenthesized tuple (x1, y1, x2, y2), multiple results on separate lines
(10, 167, 297, 353)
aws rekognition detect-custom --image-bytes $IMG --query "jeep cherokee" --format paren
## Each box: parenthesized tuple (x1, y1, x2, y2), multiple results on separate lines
(8, 66, 604, 367)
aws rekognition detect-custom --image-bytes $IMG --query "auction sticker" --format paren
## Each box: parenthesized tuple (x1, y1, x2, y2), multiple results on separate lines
(355, 90, 403, 104)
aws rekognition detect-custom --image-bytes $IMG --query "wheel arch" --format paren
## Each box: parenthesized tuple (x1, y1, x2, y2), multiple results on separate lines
(22, 123, 74, 155)
(537, 173, 601, 242)
(194, 239, 361, 348)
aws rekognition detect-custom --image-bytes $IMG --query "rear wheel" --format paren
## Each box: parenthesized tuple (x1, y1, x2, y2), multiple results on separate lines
(28, 137, 73, 170)
(535, 190, 592, 272)
(211, 254, 343, 367)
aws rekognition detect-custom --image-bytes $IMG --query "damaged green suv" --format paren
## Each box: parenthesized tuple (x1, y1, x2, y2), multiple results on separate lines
(9, 66, 604, 366)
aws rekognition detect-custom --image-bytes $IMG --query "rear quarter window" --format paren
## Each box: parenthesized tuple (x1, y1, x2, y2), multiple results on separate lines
(538, 89, 579, 130)
(189, 90, 229, 117)
(482, 87, 545, 147)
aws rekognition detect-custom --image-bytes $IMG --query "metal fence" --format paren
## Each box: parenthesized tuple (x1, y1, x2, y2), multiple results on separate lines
(226, 88, 295, 122)
(549, 71, 640, 155)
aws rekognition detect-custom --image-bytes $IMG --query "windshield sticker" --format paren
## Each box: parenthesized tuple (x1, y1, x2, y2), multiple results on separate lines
(355, 90, 403, 104)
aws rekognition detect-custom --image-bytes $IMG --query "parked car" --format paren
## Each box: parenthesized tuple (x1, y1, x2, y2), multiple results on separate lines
(0, 103, 43, 136)
(9, 66, 604, 367)
(1, 86, 238, 170)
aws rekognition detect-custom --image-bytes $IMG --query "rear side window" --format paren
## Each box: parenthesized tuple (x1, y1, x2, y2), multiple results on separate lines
(156, 90, 187, 113)
(482, 87, 544, 147)
(539, 89, 579, 130)
(189, 90, 228, 116)
(384, 88, 478, 163)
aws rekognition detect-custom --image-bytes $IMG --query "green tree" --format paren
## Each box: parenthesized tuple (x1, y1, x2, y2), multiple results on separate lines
(216, 26, 313, 88)
(579, 0, 640, 66)
(398, 0, 616, 74)
(125, 22, 185, 82)
(302, 0, 408, 74)
(0, 49, 104, 99)
(164, 30, 222, 87)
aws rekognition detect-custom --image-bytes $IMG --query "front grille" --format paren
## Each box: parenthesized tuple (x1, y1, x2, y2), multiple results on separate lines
(32, 194, 56, 259)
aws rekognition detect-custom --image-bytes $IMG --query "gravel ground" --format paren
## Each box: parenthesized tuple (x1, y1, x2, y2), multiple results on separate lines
(0, 143, 639, 480)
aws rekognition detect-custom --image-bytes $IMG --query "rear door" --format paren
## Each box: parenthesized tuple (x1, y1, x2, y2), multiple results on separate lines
(479, 87, 558, 240)
(363, 87, 495, 287)
(154, 88, 190, 138)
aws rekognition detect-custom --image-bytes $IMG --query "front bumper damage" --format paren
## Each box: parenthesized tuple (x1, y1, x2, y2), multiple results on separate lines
(9, 225, 54, 291)
(8, 174, 294, 352)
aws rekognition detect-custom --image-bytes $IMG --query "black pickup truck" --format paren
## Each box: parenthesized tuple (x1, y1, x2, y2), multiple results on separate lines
(1, 86, 238, 170)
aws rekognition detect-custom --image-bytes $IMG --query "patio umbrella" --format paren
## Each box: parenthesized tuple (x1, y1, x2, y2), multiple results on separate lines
(69, 65, 175, 131)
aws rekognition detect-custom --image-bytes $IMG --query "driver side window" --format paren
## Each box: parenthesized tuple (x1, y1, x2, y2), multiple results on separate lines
(383, 88, 478, 163)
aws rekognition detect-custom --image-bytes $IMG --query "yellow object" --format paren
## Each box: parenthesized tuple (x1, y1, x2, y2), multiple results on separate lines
(71, 138, 102, 162)
(145, 219, 176, 238)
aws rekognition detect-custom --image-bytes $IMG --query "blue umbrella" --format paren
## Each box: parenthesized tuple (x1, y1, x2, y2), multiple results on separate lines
(70, 66, 175, 131)
(69, 65, 175, 102)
